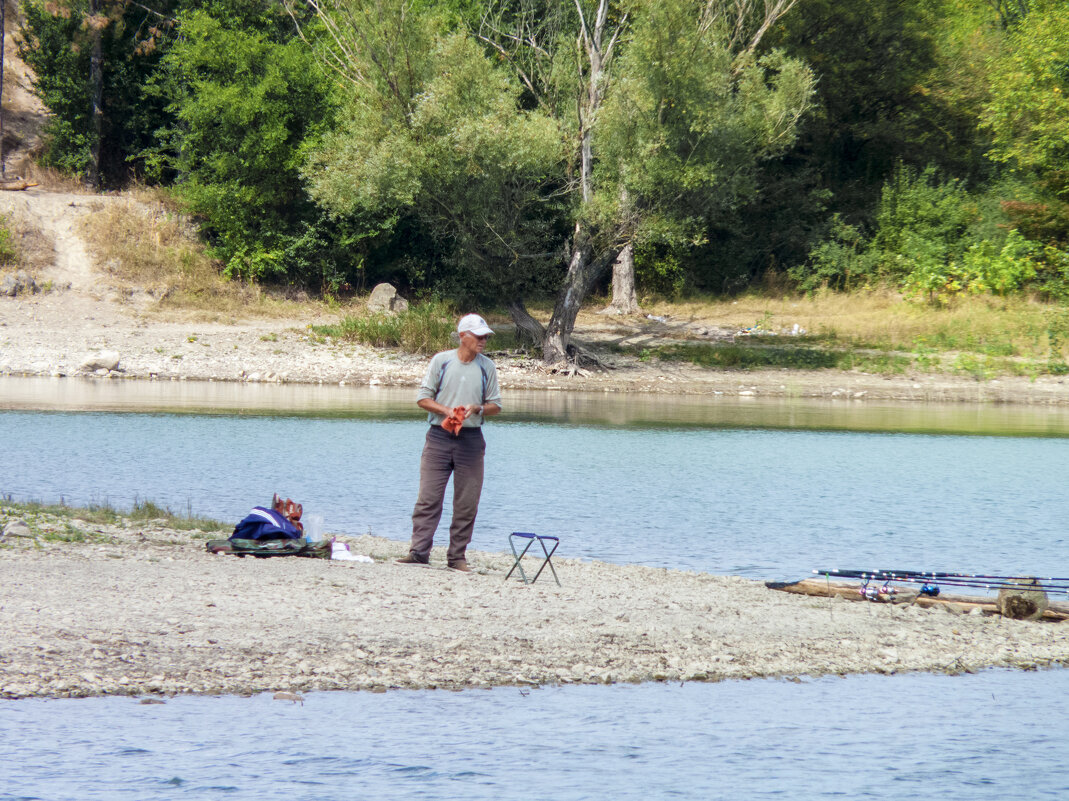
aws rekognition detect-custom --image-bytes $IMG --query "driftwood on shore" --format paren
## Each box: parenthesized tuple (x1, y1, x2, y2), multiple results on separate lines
(0, 179, 38, 191)
(767, 578, 1069, 622)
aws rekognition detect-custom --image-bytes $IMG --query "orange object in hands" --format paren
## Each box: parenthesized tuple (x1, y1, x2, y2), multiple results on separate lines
(442, 405, 468, 435)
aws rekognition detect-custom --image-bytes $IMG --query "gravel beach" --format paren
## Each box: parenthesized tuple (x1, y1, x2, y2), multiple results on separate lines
(2, 510, 1068, 700)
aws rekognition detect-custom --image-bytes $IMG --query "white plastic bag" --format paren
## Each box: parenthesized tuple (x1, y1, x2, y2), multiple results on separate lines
(331, 541, 373, 562)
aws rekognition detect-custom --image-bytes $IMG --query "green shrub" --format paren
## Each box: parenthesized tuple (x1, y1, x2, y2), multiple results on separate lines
(952, 353, 997, 381)
(792, 214, 878, 291)
(871, 165, 979, 276)
(312, 300, 457, 354)
(960, 230, 1039, 296)
(1034, 244, 1069, 301)
(0, 215, 18, 266)
(896, 232, 957, 302)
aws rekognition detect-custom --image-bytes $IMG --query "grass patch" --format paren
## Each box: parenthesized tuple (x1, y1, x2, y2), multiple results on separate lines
(0, 204, 56, 279)
(635, 290, 1059, 361)
(127, 498, 224, 531)
(599, 289, 1069, 379)
(40, 524, 112, 544)
(1, 496, 225, 532)
(311, 302, 535, 356)
(650, 343, 840, 370)
(3, 498, 124, 526)
(311, 300, 458, 354)
(0, 214, 20, 267)
(640, 342, 912, 374)
(23, 162, 98, 194)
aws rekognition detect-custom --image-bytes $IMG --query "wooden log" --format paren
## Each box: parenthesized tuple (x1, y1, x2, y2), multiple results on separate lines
(767, 578, 918, 604)
(766, 578, 1069, 622)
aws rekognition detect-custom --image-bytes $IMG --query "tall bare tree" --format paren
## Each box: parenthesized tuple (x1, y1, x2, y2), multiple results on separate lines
(599, 0, 802, 316)
(485, 0, 808, 362)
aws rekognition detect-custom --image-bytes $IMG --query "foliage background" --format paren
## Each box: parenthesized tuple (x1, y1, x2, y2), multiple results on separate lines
(12, 0, 1069, 309)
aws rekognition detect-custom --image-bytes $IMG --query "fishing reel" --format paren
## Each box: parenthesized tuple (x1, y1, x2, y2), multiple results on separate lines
(858, 583, 896, 601)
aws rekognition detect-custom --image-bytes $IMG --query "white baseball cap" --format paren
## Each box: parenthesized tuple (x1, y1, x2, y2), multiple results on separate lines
(457, 313, 494, 336)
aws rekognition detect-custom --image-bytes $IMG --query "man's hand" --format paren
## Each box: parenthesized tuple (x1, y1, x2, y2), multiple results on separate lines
(442, 406, 468, 435)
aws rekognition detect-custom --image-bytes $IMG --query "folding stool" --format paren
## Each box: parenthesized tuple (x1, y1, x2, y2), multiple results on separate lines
(504, 532, 560, 586)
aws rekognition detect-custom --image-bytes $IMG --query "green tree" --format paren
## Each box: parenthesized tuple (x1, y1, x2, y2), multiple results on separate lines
(297, 0, 810, 361)
(596, 0, 814, 309)
(295, 0, 565, 304)
(152, 9, 337, 281)
(767, 0, 985, 206)
(18, 0, 178, 185)
(982, 0, 1069, 178)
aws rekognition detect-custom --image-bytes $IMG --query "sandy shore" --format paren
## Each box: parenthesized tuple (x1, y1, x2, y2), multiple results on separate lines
(2, 509, 1068, 700)
(6, 278, 1069, 404)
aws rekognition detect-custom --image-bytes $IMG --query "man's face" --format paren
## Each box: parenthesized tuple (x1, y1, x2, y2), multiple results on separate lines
(460, 330, 490, 353)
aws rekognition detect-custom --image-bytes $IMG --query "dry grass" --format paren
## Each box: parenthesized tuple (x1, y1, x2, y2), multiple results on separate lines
(18, 163, 94, 194)
(79, 193, 322, 320)
(0, 206, 54, 278)
(637, 290, 1059, 359)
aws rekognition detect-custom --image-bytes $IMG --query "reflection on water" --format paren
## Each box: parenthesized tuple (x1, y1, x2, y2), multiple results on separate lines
(3, 670, 1069, 801)
(4, 375, 1069, 436)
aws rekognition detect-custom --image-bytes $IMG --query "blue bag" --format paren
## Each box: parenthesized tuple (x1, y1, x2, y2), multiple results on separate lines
(230, 506, 302, 541)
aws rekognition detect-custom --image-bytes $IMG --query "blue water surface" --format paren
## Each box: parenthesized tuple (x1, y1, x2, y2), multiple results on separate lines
(3, 670, 1068, 801)
(3, 411, 1069, 578)
(4, 400, 1069, 800)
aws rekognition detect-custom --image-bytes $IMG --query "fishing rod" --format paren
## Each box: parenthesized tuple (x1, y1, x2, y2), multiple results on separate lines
(812, 569, 1069, 595)
(818, 568, 1069, 583)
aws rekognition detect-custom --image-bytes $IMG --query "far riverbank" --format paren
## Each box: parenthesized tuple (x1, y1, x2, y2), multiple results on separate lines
(5, 286, 1069, 405)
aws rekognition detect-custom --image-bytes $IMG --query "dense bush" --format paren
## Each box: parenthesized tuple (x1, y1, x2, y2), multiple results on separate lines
(150, 11, 335, 283)
(790, 214, 877, 292)
(18, 0, 175, 184)
(793, 165, 1069, 302)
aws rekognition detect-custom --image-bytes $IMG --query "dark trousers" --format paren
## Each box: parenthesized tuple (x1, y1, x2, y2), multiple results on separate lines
(409, 425, 485, 564)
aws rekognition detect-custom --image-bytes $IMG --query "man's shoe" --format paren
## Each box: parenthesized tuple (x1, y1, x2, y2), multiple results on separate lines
(448, 561, 471, 573)
(395, 554, 429, 566)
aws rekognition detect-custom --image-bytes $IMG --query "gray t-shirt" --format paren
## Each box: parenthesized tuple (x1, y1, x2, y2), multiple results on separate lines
(417, 350, 502, 428)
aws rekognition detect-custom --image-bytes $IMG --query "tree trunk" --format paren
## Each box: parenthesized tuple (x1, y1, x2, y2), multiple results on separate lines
(87, 1, 104, 189)
(506, 300, 546, 346)
(542, 222, 621, 363)
(540, 1, 622, 364)
(602, 242, 639, 315)
(543, 225, 592, 363)
(1, 0, 6, 177)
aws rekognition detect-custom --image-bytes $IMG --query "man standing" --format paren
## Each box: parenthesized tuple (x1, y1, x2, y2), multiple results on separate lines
(397, 313, 502, 571)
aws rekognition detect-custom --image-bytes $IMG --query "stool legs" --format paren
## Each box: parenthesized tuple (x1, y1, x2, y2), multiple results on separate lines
(505, 532, 561, 586)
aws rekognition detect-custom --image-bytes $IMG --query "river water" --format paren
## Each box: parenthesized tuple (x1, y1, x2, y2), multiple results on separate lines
(3, 378, 1069, 578)
(2, 377, 1069, 799)
(5, 670, 1069, 801)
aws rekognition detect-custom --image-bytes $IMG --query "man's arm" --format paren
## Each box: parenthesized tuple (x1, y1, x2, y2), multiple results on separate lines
(465, 402, 500, 417)
(418, 397, 454, 418)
